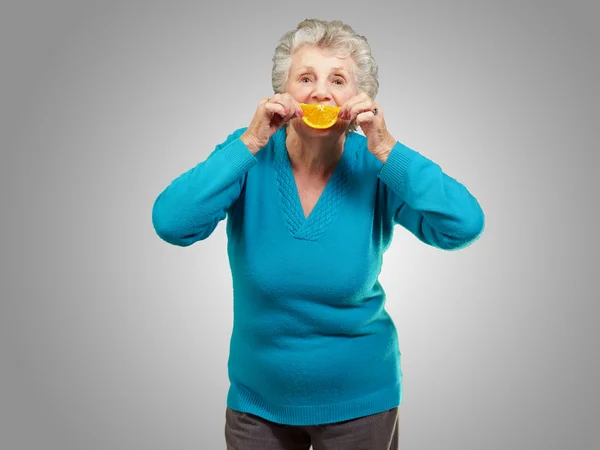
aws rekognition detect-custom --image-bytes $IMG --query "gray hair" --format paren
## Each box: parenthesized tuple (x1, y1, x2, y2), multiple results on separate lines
(272, 19, 379, 133)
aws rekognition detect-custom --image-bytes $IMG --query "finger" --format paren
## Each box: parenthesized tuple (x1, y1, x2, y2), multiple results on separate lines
(267, 95, 300, 120)
(271, 93, 284, 104)
(338, 98, 359, 118)
(292, 99, 304, 118)
(280, 94, 303, 119)
(355, 110, 376, 127)
(265, 94, 287, 112)
(283, 98, 300, 121)
(265, 101, 288, 118)
(348, 100, 376, 121)
(284, 107, 297, 122)
(341, 92, 369, 110)
(339, 94, 372, 119)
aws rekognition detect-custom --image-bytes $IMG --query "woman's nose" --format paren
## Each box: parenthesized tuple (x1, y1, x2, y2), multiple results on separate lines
(311, 82, 332, 102)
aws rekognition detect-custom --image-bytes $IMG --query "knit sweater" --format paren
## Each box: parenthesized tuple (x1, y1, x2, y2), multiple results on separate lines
(152, 125, 485, 426)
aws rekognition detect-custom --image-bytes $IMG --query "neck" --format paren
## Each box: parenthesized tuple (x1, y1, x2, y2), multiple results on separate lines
(285, 125, 345, 176)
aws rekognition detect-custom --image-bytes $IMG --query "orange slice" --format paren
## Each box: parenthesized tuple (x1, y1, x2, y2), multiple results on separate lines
(299, 103, 342, 129)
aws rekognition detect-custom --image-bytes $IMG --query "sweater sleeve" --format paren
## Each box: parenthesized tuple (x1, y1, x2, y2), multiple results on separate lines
(152, 127, 257, 246)
(378, 141, 485, 250)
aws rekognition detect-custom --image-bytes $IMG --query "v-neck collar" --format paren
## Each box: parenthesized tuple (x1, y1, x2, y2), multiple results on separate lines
(272, 127, 354, 241)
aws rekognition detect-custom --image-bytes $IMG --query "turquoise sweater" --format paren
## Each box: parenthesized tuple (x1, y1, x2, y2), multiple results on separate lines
(152, 126, 484, 426)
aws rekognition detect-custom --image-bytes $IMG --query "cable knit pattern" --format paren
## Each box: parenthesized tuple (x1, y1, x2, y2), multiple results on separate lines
(273, 144, 305, 236)
(298, 165, 349, 240)
(273, 130, 351, 241)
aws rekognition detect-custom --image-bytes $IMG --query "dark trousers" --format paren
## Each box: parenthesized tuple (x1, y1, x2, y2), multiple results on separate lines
(225, 406, 399, 450)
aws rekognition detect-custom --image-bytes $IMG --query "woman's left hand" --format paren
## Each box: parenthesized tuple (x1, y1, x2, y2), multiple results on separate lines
(338, 93, 397, 162)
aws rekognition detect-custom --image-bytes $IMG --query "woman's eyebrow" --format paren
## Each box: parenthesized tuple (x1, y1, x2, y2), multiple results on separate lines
(297, 65, 348, 74)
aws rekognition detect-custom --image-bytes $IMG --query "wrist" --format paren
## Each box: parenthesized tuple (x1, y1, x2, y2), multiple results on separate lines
(240, 131, 261, 155)
(372, 135, 397, 164)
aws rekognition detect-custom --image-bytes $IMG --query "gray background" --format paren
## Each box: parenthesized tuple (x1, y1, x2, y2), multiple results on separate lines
(1, 0, 598, 449)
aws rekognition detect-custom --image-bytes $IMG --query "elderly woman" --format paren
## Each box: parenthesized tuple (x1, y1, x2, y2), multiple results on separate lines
(152, 18, 484, 450)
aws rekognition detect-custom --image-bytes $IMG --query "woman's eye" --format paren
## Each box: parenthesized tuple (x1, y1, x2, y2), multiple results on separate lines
(333, 78, 345, 85)
(301, 77, 311, 83)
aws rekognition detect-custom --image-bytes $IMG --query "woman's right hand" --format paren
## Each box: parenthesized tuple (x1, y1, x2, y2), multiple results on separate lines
(240, 94, 303, 154)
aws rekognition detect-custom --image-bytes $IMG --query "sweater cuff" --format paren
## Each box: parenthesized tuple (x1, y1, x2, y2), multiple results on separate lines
(377, 141, 417, 198)
(222, 137, 258, 176)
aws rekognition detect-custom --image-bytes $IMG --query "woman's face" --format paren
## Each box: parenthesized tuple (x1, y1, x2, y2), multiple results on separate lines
(285, 45, 358, 135)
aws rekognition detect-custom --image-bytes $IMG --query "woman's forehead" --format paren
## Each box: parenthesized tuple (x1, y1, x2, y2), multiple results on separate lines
(291, 46, 353, 71)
